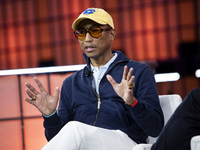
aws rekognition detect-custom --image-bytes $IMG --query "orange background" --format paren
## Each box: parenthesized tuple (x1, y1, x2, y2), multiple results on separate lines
(0, 0, 200, 150)
(0, 0, 199, 69)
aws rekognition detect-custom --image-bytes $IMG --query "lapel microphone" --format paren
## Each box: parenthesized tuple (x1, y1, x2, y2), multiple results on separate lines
(84, 67, 92, 77)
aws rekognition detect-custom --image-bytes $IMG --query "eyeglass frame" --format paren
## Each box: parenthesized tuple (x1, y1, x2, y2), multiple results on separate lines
(74, 26, 112, 40)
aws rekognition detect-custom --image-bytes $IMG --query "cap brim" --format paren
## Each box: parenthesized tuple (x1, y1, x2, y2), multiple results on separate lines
(72, 17, 107, 30)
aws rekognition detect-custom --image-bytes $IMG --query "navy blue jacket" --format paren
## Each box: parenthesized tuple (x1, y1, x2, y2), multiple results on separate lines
(43, 51, 164, 144)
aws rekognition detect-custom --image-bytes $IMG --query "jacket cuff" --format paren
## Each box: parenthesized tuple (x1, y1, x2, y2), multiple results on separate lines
(126, 100, 145, 116)
(43, 112, 60, 126)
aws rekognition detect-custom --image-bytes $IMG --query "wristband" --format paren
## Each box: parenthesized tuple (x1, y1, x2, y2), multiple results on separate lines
(43, 109, 57, 118)
(131, 98, 138, 107)
(125, 98, 138, 107)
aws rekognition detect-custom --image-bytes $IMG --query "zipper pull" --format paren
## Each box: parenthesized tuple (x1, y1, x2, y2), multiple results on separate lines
(97, 96, 101, 109)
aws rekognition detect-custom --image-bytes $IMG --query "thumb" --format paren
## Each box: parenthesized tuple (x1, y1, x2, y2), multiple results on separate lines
(53, 86, 60, 100)
(106, 74, 117, 87)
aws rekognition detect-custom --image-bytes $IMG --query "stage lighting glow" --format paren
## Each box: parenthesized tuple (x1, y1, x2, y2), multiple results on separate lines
(154, 72, 180, 83)
(0, 65, 180, 83)
(0, 64, 86, 76)
(195, 69, 200, 78)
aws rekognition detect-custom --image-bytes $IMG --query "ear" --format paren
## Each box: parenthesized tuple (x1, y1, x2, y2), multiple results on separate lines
(110, 29, 116, 41)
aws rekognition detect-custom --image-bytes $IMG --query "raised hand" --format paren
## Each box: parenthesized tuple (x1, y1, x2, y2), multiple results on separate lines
(106, 65, 135, 105)
(24, 77, 60, 116)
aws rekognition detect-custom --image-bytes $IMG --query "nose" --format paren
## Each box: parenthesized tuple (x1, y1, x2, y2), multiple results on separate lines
(85, 31, 93, 42)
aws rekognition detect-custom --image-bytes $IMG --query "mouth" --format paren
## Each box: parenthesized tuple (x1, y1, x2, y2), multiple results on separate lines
(85, 46, 96, 52)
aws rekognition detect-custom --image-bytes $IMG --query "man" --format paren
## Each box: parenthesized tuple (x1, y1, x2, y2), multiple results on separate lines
(25, 8, 164, 149)
(150, 88, 200, 150)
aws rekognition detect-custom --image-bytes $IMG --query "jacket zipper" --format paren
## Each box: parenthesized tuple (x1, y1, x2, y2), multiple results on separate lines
(93, 95, 101, 126)
(92, 75, 101, 126)
(92, 59, 129, 126)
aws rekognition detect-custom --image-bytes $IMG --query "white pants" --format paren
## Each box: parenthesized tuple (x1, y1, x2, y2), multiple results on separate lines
(42, 121, 137, 150)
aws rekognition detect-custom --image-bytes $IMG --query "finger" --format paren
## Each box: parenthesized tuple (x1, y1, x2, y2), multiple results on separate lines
(53, 87, 60, 100)
(122, 66, 128, 80)
(24, 97, 35, 105)
(24, 97, 33, 104)
(106, 74, 117, 87)
(128, 76, 135, 86)
(33, 77, 46, 92)
(25, 82, 39, 95)
(25, 88, 36, 99)
(127, 68, 133, 81)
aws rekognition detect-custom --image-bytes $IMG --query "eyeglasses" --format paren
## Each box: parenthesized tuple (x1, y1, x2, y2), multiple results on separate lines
(74, 27, 112, 40)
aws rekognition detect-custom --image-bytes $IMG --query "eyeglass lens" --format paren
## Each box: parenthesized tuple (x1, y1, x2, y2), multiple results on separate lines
(75, 27, 102, 40)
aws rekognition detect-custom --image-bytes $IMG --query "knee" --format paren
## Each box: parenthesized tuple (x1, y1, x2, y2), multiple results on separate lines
(63, 121, 83, 129)
(61, 121, 89, 133)
(60, 121, 89, 140)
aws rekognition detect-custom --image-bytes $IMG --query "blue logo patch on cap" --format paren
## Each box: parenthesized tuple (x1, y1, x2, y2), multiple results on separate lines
(83, 8, 95, 15)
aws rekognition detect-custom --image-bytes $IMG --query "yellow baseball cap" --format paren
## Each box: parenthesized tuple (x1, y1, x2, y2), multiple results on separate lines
(72, 8, 114, 30)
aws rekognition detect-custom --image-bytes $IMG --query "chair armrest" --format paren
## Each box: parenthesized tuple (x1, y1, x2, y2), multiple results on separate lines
(131, 144, 152, 150)
(191, 135, 200, 150)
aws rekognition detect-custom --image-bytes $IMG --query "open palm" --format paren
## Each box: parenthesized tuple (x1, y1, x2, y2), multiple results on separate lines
(25, 77, 60, 116)
(106, 66, 135, 105)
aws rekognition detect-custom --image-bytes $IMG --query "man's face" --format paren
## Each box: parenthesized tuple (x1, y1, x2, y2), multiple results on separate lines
(77, 19, 115, 60)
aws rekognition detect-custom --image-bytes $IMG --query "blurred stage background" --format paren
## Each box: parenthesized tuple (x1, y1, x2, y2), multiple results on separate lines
(0, 0, 200, 149)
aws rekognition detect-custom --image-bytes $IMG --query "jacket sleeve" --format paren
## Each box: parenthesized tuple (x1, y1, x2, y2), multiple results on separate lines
(126, 65, 164, 137)
(43, 79, 74, 141)
(43, 112, 62, 141)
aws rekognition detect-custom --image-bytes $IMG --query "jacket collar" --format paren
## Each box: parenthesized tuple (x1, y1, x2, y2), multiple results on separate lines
(83, 50, 129, 70)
